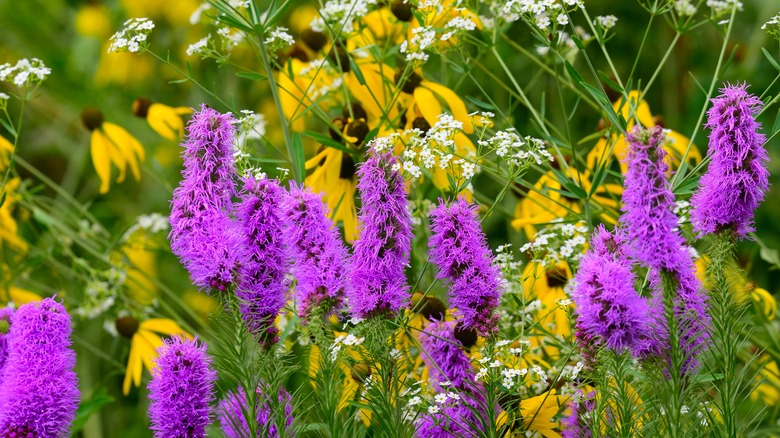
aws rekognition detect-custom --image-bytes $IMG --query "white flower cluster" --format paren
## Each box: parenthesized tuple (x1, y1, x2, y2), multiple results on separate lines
(441, 16, 479, 41)
(674, 0, 697, 16)
(520, 219, 589, 267)
(330, 333, 366, 360)
(310, 0, 377, 34)
(495, 244, 523, 295)
(478, 129, 554, 168)
(264, 26, 295, 49)
(674, 200, 691, 225)
(187, 35, 212, 57)
(121, 213, 169, 242)
(594, 15, 618, 30)
(217, 27, 243, 49)
(706, 0, 743, 17)
(535, 27, 591, 56)
(0, 58, 51, 87)
(502, 0, 584, 31)
(763, 12, 780, 38)
(108, 18, 155, 53)
(297, 59, 344, 100)
(76, 268, 126, 319)
(235, 110, 267, 145)
(401, 26, 437, 63)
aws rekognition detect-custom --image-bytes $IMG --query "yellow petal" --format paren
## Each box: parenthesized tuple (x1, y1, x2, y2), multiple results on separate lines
(175, 106, 194, 115)
(141, 318, 189, 336)
(8, 287, 42, 305)
(413, 86, 442, 128)
(614, 91, 654, 127)
(103, 122, 145, 181)
(137, 329, 165, 372)
(124, 335, 144, 395)
(422, 81, 473, 134)
(90, 130, 113, 194)
(148, 103, 185, 141)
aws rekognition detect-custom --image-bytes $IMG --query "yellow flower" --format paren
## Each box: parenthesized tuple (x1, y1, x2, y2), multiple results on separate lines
(305, 147, 358, 242)
(183, 290, 219, 320)
(132, 98, 192, 141)
(587, 90, 701, 174)
(522, 261, 573, 359)
(519, 390, 563, 438)
(752, 357, 780, 405)
(116, 228, 160, 305)
(95, 42, 155, 86)
(408, 0, 482, 49)
(0, 137, 27, 254)
(117, 316, 190, 395)
(74, 3, 111, 39)
(695, 256, 777, 320)
(397, 71, 474, 135)
(81, 108, 145, 194)
(0, 282, 42, 307)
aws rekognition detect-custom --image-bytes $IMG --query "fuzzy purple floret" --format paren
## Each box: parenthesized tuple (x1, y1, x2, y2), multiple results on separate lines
(148, 336, 216, 438)
(169, 105, 241, 291)
(429, 198, 502, 335)
(572, 225, 655, 357)
(561, 389, 595, 438)
(346, 152, 413, 318)
(282, 183, 347, 320)
(0, 306, 13, 375)
(236, 177, 289, 345)
(419, 321, 474, 391)
(691, 83, 769, 238)
(217, 385, 294, 438)
(0, 298, 79, 438)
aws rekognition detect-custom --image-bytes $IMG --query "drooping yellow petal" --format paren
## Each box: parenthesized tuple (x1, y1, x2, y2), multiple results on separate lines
(103, 122, 144, 181)
(90, 130, 114, 194)
(520, 390, 562, 437)
(141, 318, 189, 336)
(147, 103, 186, 141)
(8, 287, 42, 305)
(124, 335, 144, 395)
(752, 287, 777, 320)
(614, 91, 654, 127)
(137, 329, 165, 372)
(175, 106, 194, 116)
(413, 86, 442, 128)
(422, 81, 473, 134)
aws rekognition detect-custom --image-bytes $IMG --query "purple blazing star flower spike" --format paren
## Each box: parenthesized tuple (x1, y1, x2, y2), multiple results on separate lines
(217, 385, 294, 438)
(429, 198, 502, 335)
(0, 306, 13, 376)
(691, 83, 769, 238)
(282, 183, 347, 320)
(236, 177, 289, 345)
(0, 298, 79, 438)
(346, 151, 413, 318)
(148, 336, 216, 438)
(169, 105, 241, 291)
(418, 321, 474, 391)
(572, 225, 656, 357)
(621, 125, 710, 370)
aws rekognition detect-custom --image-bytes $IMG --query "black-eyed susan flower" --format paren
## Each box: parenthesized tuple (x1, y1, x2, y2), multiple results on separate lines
(132, 98, 191, 141)
(117, 315, 190, 395)
(522, 261, 573, 359)
(519, 389, 563, 438)
(587, 90, 702, 174)
(81, 108, 145, 194)
(305, 147, 358, 242)
(395, 70, 473, 134)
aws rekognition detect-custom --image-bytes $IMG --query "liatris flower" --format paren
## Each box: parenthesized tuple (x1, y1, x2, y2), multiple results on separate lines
(0, 298, 79, 438)
(148, 336, 216, 438)
(0, 306, 12, 374)
(561, 389, 595, 438)
(217, 385, 294, 438)
(236, 177, 288, 345)
(169, 105, 241, 291)
(346, 151, 413, 318)
(572, 225, 655, 356)
(418, 321, 474, 391)
(691, 83, 769, 238)
(281, 183, 347, 320)
(429, 198, 502, 335)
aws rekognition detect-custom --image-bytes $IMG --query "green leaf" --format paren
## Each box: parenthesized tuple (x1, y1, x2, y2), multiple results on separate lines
(464, 96, 495, 111)
(588, 165, 608, 197)
(773, 108, 780, 135)
(168, 78, 189, 84)
(580, 82, 624, 130)
(236, 71, 266, 81)
(597, 70, 623, 94)
(564, 60, 585, 84)
(291, 132, 306, 182)
(350, 61, 366, 85)
(687, 72, 706, 95)
(762, 48, 780, 72)
(0, 117, 17, 137)
(71, 392, 115, 434)
(561, 182, 588, 200)
(760, 246, 780, 271)
(300, 131, 349, 154)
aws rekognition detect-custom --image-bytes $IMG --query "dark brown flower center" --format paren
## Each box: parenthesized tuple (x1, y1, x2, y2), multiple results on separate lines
(395, 69, 422, 94)
(81, 107, 105, 131)
(301, 28, 328, 52)
(391, 0, 415, 22)
(116, 316, 140, 338)
(132, 97, 152, 118)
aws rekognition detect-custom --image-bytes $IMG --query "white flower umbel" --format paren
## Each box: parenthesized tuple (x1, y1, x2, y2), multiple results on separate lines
(0, 58, 51, 87)
(264, 26, 296, 50)
(108, 17, 155, 53)
(594, 15, 618, 30)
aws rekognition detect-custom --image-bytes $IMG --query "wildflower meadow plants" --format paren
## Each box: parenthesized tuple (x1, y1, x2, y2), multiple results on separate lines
(2, 0, 780, 436)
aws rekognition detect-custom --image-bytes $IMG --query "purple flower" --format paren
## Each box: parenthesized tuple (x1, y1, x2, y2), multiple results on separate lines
(0, 298, 79, 438)
(418, 321, 474, 391)
(236, 177, 289, 345)
(169, 105, 241, 291)
(428, 198, 502, 335)
(621, 125, 710, 370)
(148, 336, 216, 438)
(561, 389, 595, 438)
(691, 83, 769, 238)
(572, 225, 655, 356)
(417, 397, 485, 438)
(281, 183, 347, 320)
(0, 306, 13, 376)
(346, 151, 413, 318)
(217, 385, 294, 438)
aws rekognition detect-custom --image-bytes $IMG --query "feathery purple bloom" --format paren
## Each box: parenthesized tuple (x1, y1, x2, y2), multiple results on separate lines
(346, 151, 413, 318)
(691, 83, 769, 238)
(0, 298, 79, 438)
(217, 385, 294, 438)
(0, 306, 12, 376)
(282, 183, 347, 320)
(236, 177, 289, 345)
(572, 225, 655, 357)
(418, 321, 474, 391)
(148, 336, 216, 438)
(429, 198, 502, 335)
(169, 105, 241, 291)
